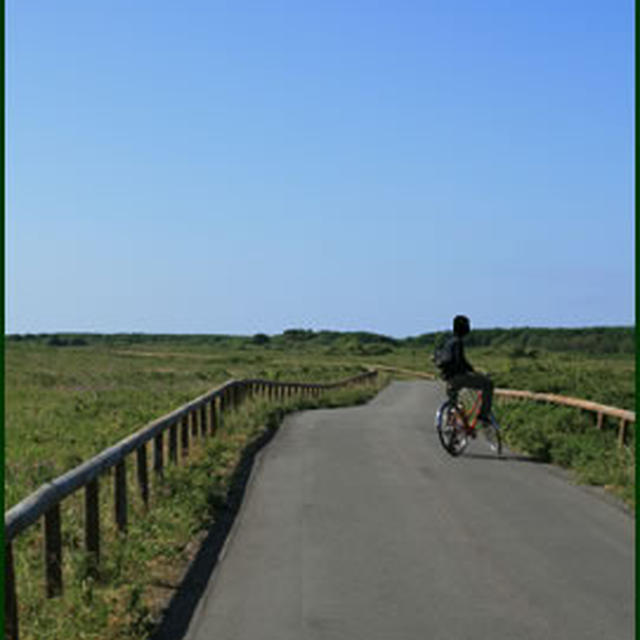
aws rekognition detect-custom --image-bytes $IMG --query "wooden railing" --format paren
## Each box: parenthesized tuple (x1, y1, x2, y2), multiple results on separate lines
(372, 364, 635, 445)
(493, 389, 635, 447)
(4, 370, 377, 640)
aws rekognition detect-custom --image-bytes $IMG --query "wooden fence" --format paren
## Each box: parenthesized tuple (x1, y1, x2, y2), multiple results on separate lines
(4, 371, 377, 640)
(493, 389, 635, 447)
(372, 364, 635, 446)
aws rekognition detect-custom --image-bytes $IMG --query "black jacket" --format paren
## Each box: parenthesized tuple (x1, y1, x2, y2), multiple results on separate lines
(442, 335, 474, 378)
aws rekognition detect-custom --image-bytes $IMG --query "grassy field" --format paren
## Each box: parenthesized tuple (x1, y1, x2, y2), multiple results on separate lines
(5, 339, 367, 507)
(5, 337, 386, 640)
(7, 332, 634, 509)
(5, 330, 634, 639)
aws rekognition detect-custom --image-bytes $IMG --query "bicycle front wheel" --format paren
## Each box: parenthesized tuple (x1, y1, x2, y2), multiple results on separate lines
(436, 401, 468, 456)
(482, 414, 502, 456)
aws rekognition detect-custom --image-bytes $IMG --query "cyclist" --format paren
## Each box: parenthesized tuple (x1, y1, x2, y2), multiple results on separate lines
(436, 315, 494, 426)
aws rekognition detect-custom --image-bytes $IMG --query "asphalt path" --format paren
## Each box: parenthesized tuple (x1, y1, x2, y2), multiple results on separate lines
(184, 381, 634, 640)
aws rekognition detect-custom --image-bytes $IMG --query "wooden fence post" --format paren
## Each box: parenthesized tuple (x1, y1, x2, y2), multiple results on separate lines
(115, 460, 127, 534)
(44, 504, 63, 597)
(154, 432, 164, 477)
(210, 398, 218, 435)
(181, 415, 190, 459)
(200, 405, 207, 437)
(85, 479, 100, 571)
(618, 419, 627, 448)
(137, 445, 149, 508)
(169, 422, 178, 464)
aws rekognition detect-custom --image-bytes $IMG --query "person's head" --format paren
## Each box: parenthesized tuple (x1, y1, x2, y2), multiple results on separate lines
(453, 315, 470, 337)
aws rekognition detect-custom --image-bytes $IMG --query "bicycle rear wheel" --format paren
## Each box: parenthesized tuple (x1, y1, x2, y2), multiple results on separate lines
(481, 414, 502, 455)
(436, 401, 468, 456)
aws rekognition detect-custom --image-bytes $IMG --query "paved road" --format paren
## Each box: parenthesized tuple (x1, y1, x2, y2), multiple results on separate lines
(185, 381, 634, 640)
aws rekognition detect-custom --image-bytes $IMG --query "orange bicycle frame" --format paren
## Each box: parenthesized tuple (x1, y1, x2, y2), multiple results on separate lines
(461, 391, 483, 431)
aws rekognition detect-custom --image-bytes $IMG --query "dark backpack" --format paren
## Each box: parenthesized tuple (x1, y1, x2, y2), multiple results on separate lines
(433, 341, 454, 377)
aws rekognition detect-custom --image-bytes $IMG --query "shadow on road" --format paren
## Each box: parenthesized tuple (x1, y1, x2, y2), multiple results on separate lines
(148, 423, 280, 640)
(463, 451, 546, 463)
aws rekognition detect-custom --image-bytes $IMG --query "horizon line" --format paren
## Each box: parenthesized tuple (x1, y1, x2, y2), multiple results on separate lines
(4, 324, 635, 341)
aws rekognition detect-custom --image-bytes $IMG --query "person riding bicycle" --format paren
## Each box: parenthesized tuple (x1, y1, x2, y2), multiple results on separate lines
(435, 315, 494, 425)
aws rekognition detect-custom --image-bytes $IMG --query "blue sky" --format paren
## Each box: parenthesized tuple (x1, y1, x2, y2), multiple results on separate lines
(6, 1, 634, 337)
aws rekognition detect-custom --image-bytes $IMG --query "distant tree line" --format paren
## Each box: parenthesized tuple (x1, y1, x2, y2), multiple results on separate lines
(404, 326, 635, 355)
(5, 326, 634, 355)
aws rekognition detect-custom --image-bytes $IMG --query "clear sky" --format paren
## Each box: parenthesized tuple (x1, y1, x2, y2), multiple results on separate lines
(6, 1, 634, 337)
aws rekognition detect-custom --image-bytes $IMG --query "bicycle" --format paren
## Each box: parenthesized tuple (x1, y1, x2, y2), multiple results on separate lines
(435, 385, 502, 456)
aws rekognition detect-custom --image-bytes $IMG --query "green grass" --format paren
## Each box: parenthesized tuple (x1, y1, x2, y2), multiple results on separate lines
(6, 339, 386, 639)
(5, 333, 634, 638)
(7, 337, 633, 510)
(5, 341, 367, 508)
